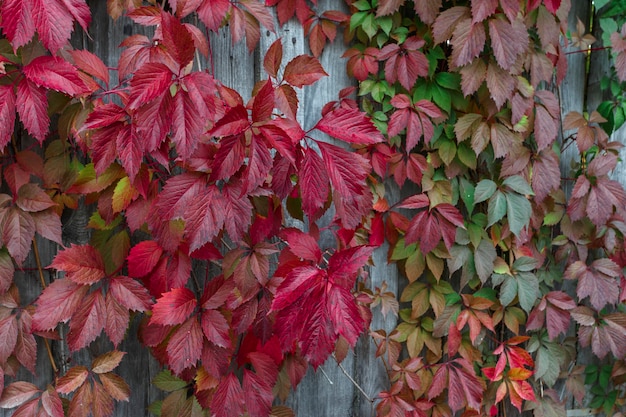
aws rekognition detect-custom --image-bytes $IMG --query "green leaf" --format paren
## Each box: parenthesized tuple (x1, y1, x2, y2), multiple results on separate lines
(535, 342, 565, 387)
(487, 190, 507, 226)
(516, 271, 539, 313)
(474, 179, 497, 203)
(505, 192, 531, 236)
(474, 239, 496, 284)
(512, 257, 539, 272)
(378, 16, 393, 35)
(391, 238, 416, 260)
(153, 370, 188, 392)
(457, 142, 477, 169)
(499, 275, 517, 307)
(431, 84, 451, 113)
(459, 177, 474, 214)
(502, 175, 534, 196)
(350, 11, 369, 31)
(438, 138, 456, 165)
(435, 72, 460, 90)
(361, 13, 378, 39)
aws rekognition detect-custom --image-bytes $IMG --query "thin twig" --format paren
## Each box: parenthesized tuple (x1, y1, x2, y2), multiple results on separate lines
(32, 238, 47, 289)
(334, 355, 375, 403)
(32, 238, 59, 374)
(319, 366, 334, 384)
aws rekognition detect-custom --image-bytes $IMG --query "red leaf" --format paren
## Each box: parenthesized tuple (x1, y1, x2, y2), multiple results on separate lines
(2, 207, 35, 266)
(449, 359, 484, 411)
(376, 0, 403, 15)
(488, 16, 528, 71)
(67, 291, 106, 351)
(1, 0, 36, 50)
(197, 0, 230, 31)
(23, 56, 88, 96)
(0, 85, 16, 150)
(109, 276, 153, 311)
(242, 135, 273, 194)
(127, 240, 163, 278)
(328, 286, 365, 345)
(171, 88, 206, 160)
(283, 55, 328, 88)
(316, 107, 383, 145)
(160, 11, 195, 69)
(528, 151, 559, 204)
(99, 373, 130, 402)
(70, 49, 110, 85)
(327, 246, 373, 287)
(105, 294, 129, 347)
(127, 63, 173, 109)
(167, 318, 203, 374)
(318, 141, 372, 229)
(565, 259, 620, 310)
(211, 373, 245, 417)
(91, 351, 126, 374)
(471, 0, 497, 22)
(0, 382, 39, 409)
(450, 18, 486, 68)
(16, 183, 56, 212)
(33, 279, 88, 331)
(32, 0, 87, 52)
(183, 185, 227, 252)
(544, 0, 561, 14)
(243, 370, 274, 417)
(264, 38, 283, 78)
(280, 228, 322, 263)
(0, 250, 14, 293)
(49, 244, 106, 284)
(0, 316, 18, 363)
(56, 366, 89, 394)
(299, 147, 329, 220)
(209, 135, 246, 182)
(210, 104, 250, 137)
(16, 78, 49, 143)
(151, 287, 197, 326)
(201, 309, 231, 348)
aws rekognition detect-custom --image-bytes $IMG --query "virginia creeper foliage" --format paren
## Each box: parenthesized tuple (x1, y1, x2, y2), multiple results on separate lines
(1, 0, 626, 416)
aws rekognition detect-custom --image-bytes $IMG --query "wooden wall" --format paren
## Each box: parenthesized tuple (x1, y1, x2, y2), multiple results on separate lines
(2, 0, 621, 416)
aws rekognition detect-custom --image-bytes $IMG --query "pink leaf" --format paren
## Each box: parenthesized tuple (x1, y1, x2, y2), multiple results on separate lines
(49, 244, 106, 285)
(316, 107, 383, 145)
(23, 56, 88, 96)
(151, 287, 197, 326)
(283, 55, 328, 88)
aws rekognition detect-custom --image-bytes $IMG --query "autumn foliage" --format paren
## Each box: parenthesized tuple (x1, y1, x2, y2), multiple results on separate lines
(1, 0, 626, 416)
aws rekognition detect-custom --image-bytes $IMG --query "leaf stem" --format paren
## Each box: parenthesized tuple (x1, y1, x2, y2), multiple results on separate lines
(565, 46, 610, 55)
(32, 238, 59, 374)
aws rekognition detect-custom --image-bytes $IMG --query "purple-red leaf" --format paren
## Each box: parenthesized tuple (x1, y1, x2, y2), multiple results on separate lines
(283, 55, 328, 88)
(316, 107, 383, 145)
(49, 244, 106, 284)
(151, 288, 197, 326)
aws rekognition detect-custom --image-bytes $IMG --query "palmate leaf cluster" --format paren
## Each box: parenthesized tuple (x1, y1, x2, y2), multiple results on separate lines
(0, 0, 626, 416)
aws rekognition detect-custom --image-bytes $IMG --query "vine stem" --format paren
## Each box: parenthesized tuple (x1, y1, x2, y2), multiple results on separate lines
(32, 238, 59, 374)
(333, 354, 375, 403)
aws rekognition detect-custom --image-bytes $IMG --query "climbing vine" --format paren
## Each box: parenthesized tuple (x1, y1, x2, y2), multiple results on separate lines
(1, 0, 626, 416)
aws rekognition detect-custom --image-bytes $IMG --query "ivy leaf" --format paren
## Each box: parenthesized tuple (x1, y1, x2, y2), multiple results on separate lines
(23, 56, 88, 96)
(167, 317, 203, 374)
(1, 207, 36, 266)
(0, 250, 15, 293)
(66, 291, 105, 351)
(2, 0, 90, 52)
(505, 192, 531, 237)
(109, 276, 153, 312)
(127, 241, 163, 278)
(0, 381, 39, 409)
(16, 183, 57, 212)
(283, 55, 328, 88)
(488, 16, 528, 71)
(91, 351, 126, 374)
(318, 141, 371, 229)
(160, 11, 195, 69)
(211, 373, 245, 417)
(471, 0, 497, 23)
(0, 85, 16, 150)
(280, 228, 322, 263)
(16, 78, 49, 143)
(532, 149, 560, 202)
(378, 37, 429, 90)
(151, 288, 197, 326)
(56, 366, 89, 394)
(315, 108, 383, 145)
(32, 279, 89, 331)
(263, 38, 283, 78)
(49, 244, 106, 285)
(0, 316, 18, 364)
(565, 259, 620, 311)
(450, 18, 486, 69)
(127, 63, 174, 110)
